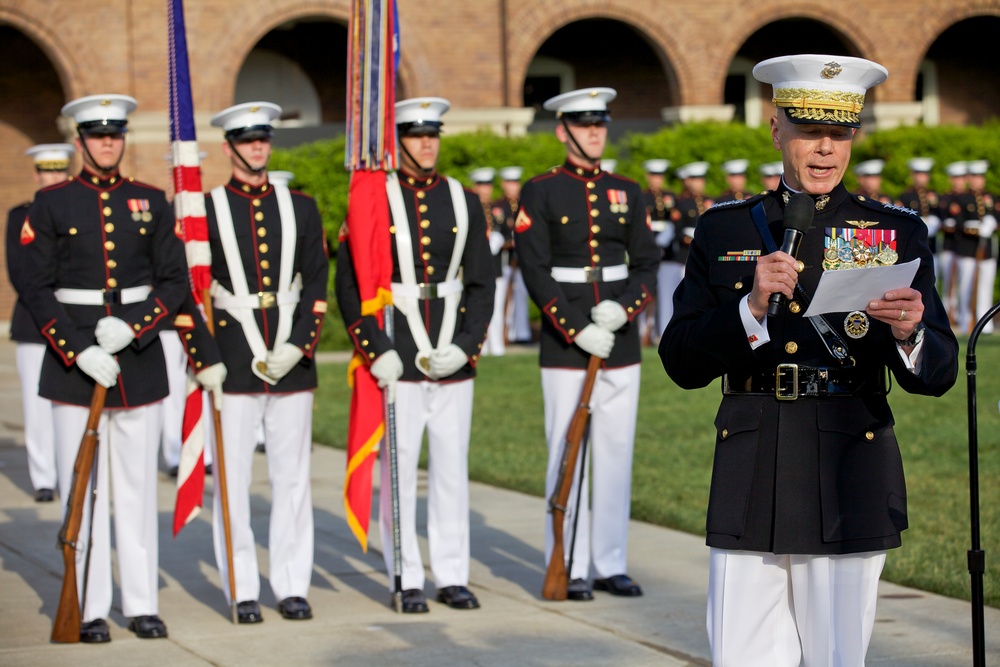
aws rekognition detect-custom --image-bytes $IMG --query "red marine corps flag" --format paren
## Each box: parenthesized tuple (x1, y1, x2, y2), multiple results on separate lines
(168, 0, 209, 536)
(342, 0, 399, 551)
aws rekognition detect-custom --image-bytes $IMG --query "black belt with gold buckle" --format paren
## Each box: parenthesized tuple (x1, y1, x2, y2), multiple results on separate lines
(723, 364, 883, 400)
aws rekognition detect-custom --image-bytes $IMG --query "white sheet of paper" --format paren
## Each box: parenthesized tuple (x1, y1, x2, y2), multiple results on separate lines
(802, 258, 920, 317)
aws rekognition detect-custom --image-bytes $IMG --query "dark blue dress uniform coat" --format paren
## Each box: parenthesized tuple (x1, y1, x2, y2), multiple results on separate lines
(6, 202, 45, 344)
(19, 168, 191, 408)
(515, 162, 659, 370)
(205, 178, 329, 394)
(336, 172, 495, 383)
(660, 183, 958, 554)
(898, 186, 941, 253)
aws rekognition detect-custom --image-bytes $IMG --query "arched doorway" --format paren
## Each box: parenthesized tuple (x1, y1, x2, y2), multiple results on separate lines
(923, 17, 1000, 126)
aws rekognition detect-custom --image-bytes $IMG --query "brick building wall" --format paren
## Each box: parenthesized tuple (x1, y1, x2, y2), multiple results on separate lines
(0, 0, 998, 328)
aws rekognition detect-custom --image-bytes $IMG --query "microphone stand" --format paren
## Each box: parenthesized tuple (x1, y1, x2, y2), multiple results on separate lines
(964, 299, 999, 667)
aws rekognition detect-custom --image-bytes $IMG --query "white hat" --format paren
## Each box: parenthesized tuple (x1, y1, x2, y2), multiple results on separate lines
(968, 160, 990, 175)
(211, 101, 282, 140)
(760, 161, 785, 177)
(469, 167, 495, 184)
(600, 159, 617, 173)
(543, 87, 616, 122)
(722, 159, 749, 175)
(945, 161, 969, 177)
(643, 159, 670, 174)
(395, 97, 450, 134)
(25, 143, 75, 171)
(268, 171, 294, 186)
(677, 161, 709, 179)
(499, 166, 523, 181)
(854, 159, 885, 176)
(753, 54, 888, 127)
(62, 94, 137, 134)
(907, 157, 934, 173)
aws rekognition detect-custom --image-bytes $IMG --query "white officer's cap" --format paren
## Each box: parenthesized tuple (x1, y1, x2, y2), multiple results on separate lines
(677, 161, 709, 180)
(499, 166, 523, 181)
(753, 54, 888, 128)
(643, 159, 670, 174)
(211, 102, 282, 141)
(25, 144, 75, 171)
(469, 167, 495, 184)
(760, 161, 785, 177)
(945, 161, 969, 177)
(907, 157, 934, 173)
(968, 160, 990, 175)
(854, 159, 885, 176)
(722, 159, 749, 175)
(62, 94, 138, 135)
(543, 87, 616, 123)
(395, 97, 450, 135)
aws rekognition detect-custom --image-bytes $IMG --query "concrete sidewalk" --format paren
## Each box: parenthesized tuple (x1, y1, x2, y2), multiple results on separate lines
(0, 338, 996, 666)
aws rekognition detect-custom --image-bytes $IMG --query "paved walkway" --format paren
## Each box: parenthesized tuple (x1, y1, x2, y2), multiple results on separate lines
(0, 338, 996, 666)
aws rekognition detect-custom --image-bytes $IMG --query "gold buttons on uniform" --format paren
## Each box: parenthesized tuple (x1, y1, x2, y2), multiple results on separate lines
(154, 307, 161, 313)
(103, 206, 112, 216)
(590, 240, 598, 247)
(422, 252, 431, 260)
(257, 227, 267, 237)
(421, 236, 431, 245)
(361, 339, 369, 347)
(586, 182, 595, 189)
(568, 328, 576, 335)
(721, 428, 729, 439)
(592, 254, 600, 262)
(133, 323, 141, 331)
(139, 228, 147, 235)
(69, 228, 78, 235)
(419, 204, 428, 212)
(550, 306, 557, 313)
(104, 223, 114, 233)
(100, 192, 110, 201)
(261, 260, 270, 269)
(67, 351, 75, 359)
(105, 241, 115, 250)
(219, 320, 227, 327)
(734, 281, 743, 289)
(796, 261, 805, 273)
(865, 431, 875, 441)
(426, 266, 435, 275)
(262, 276, 272, 286)
(416, 191, 426, 199)
(590, 209, 599, 217)
(107, 278, 118, 288)
(242, 184, 251, 192)
(452, 227, 458, 233)
(784, 341, 798, 354)
(561, 216, 569, 224)
(589, 194, 598, 202)
(144, 315, 152, 322)
(58, 339, 66, 346)
(421, 219, 430, 229)
(259, 243, 268, 253)
(559, 318, 566, 324)
(255, 212, 264, 221)
(389, 226, 396, 234)
(252, 198, 261, 207)
(591, 225, 600, 233)
(789, 301, 801, 314)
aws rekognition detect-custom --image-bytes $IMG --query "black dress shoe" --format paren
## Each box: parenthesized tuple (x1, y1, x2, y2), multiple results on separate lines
(128, 615, 168, 639)
(593, 574, 643, 597)
(278, 596, 312, 620)
(34, 488, 54, 502)
(236, 600, 264, 624)
(79, 618, 111, 643)
(567, 578, 594, 601)
(205, 464, 213, 476)
(435, 585, 480, 610)
(168, 466, 179, 478)
(399, 589, 429, 613)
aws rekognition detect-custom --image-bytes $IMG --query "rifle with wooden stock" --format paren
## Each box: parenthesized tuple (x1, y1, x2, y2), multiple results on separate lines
(51, 384, 107, 643)
(542, 355, 601, 600)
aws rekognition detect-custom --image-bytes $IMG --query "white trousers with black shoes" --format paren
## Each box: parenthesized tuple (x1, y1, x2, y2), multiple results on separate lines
(212, 391, 314, 605)
(707, 548, 886, 667)
(482, 269, 510, 356)
(15, 342, 56, 492)
(976, 258, 997, 333)
(158, 331, 187, 470)
(380, 379, 473, 592)
(542, 364, 639, 580)
(54, 402, 163, 621)
(506, 268, 532, 342)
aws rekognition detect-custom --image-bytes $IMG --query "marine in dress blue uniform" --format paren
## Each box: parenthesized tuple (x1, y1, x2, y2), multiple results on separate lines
(7, 144, 75, 502)
(515, 87, 659, 601)
(967, 160, 997, 332)
(939, 160, 970, 323)
(897, 157, 942, 278)
(205, 102, 328, 624)
(336, 97, 495, 613)
(640, 158, 678, 343)
(20, 95, 216, 642)
(494, 166, 532, 343)
(715, 159, 751, 203)
(854, 158, 893, 204)
(661, 56, 958, 666)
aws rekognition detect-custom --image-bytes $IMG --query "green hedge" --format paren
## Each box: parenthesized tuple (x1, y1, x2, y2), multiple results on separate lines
(271, 121, 1000, 350)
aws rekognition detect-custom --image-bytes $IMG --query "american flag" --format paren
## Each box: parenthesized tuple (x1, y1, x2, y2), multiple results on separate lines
(168, 0, 209, 536)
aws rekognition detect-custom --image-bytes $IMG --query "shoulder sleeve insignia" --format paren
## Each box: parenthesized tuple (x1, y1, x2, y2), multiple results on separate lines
(710, 199, 743, 209)
(881, 202, 918, 216)
(20, 218, 35, 245)
(514, 208, 532, 233)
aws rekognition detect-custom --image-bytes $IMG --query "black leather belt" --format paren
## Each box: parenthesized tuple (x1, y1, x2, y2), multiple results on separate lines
(723, 364, 884, 400)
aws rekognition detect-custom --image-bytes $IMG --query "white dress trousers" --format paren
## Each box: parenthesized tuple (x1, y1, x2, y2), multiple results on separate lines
(506, 267, 533, 342)
(159, 330, 188, 469)
(54, 401, 163, 621)
(955, 255, 977, 333)
(938, 249, 956, 318)
(15, 342, 56, 491)
(656, 262, 685, 339)
(542, 364, 640, 580)
(707, 548, 886, 667)
(380, 379, 474, 591)
(976, 257, 997, 333)
(212, 391, 314, 604)
(482, 269, 510, 356)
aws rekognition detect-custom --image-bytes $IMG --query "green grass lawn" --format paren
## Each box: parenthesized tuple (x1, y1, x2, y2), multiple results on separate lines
(314, 338, 1000, 607)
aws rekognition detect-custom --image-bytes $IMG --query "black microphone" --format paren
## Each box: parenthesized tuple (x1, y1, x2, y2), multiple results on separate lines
(767, 192, 815, 317)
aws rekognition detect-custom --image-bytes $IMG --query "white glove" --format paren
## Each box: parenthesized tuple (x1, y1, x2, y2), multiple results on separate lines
(574, 324, 614, 359)
(980, 214, 997, 237)
(428, 343, 468, 380)
(370, 350, 404, 403)
(591, 300, 628, 332)
(264, 342, 304, 381)
(196, 362, 227, 408)
(76, 345, 120, 388)
(489, 230, 505, 256)
(95, 316, 135, 354)
(963, 219, 982, 234)
(924, 214, 941, 237)
(655, 225, 675, 248)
